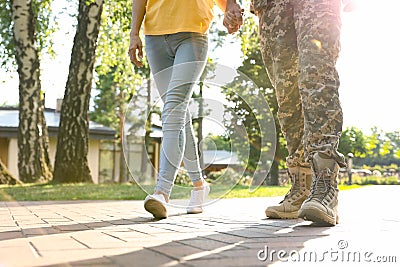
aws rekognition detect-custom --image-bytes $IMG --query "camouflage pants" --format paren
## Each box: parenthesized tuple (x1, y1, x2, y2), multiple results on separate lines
(256, 0, 346, 168)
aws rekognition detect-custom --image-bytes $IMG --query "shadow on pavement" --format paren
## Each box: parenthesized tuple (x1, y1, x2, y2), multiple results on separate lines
(38, 216, 330, 267)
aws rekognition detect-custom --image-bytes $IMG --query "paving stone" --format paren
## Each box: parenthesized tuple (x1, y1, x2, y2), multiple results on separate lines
(0, 244, 38, 266)
(148, 242, 222, 260)
(53, 224, 91, 232)
(0, 226, 20, 232)
(0, 230, 23, 241)
(56, 257, 116, 267)
(108, 248, 188, 267)
(83, 221, 115, 228)
(68, 260, 116, 267)
(29, 235, 88, 251)
(0, 186, 399, 267)
(202, 233, 248, 245)
(100, 229, 152, 242)
(177, 237, 234, 251)
(185, 257, 265, 267)
(22, 228, 61, 237)
(69, 231, 132, 249)
(37, 247, 142, 264)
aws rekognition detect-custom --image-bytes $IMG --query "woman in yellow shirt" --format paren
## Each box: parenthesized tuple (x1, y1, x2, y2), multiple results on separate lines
(129, 0, 242, 219)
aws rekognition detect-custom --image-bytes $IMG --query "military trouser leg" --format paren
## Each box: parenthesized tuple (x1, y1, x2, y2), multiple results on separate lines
(258, 0, 346, 225)
(258, 0, 346, 167)
(293, 0, 346, 165)
(258, 0, 308, 169)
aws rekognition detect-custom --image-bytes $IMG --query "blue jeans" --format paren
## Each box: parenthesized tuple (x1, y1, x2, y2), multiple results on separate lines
(145, 32, 208, 196)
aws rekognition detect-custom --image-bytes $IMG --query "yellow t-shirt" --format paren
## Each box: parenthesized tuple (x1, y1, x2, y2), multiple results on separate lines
(144, 0, 215, 35)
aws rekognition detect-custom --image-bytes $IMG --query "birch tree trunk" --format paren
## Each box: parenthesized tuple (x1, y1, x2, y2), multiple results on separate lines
(11, 0, 52, 183)
(39, 94, 52, 170)
(0, 159, 21, 185)
(53, 0, 104, 183)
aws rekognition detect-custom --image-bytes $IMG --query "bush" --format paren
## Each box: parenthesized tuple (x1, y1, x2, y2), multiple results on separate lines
(206, 168, 251, 186)
(339, 175, 399, 185)
(175, 170, 192, 186)
(358, 176, 399, 185)
(174, 168, 251, 186)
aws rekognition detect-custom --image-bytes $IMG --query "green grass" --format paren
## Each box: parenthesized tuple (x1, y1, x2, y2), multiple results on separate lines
(0, 183, 147, 201)
(0, 182, 366, 201)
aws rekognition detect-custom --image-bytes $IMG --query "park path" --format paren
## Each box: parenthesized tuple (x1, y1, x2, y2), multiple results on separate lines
(0, 185, 399, 267)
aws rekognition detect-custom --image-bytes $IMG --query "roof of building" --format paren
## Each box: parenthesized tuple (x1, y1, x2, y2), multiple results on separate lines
(203, 150, 241, 166)
(0, 107, 116, 140)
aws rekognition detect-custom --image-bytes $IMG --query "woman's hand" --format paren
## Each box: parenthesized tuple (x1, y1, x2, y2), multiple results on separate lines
(129, 33, 144, 68)
(223, 1, 243, 34)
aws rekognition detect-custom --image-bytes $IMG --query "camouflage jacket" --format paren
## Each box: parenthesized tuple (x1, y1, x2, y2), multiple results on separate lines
(250, 0, 354, 15)
(250, 0, 267, 14)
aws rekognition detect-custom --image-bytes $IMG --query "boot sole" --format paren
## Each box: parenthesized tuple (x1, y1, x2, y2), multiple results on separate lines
(298, 206, 338, 226)
(265, 209, 299, 219)
(144, 199, 167, 219)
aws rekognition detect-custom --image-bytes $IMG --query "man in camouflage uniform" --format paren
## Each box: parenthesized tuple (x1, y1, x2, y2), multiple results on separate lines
(225, 0, 351, 226)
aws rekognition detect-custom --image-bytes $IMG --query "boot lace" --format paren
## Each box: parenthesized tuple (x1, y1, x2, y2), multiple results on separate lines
(309, 168, 334, 202)
(280, 170, 301, 203)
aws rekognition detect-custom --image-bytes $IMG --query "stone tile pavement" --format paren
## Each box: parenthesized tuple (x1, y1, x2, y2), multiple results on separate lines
(0, 185, 399, 267)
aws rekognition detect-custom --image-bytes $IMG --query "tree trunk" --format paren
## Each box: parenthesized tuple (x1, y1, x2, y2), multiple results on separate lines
(119, 89, 126, 183)
(11, 0, 52, 183)
(53, 0, 104, 183)
(0, 159, 21, 185)
(40, 93, 52, 171)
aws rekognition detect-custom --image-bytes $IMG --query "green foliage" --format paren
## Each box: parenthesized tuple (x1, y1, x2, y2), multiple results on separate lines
(174, 170, 191, 186)
(356, 127, 400, 166)
(220, 13, 285, 185)
(336, 126, 400, 167)
(340, 175, 399, 186)
(0, 0, 56, 70)
(208, 11, 228, 49)
(85, 0, 97, 5)
(96, 0, 146, 80)
(32, 0, 56, 56)
(90, 67, 120, 131)
(203, 133, 231, 151)
(339, 126, 367, 157)
(207, 167, 252, 186)
(360, 163, 398, 174)
(92, 0, 150, 136)
(0, 0, 13, 69)
(386, 131, 400, 159)
(365, 127, 381, 157)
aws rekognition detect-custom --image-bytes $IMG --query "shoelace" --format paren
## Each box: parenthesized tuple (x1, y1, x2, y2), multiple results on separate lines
(309, 168, 335, 201)
(280, 170, 301, 203)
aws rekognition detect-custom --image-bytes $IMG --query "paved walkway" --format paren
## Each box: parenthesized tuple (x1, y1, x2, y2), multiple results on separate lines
(0, 185, 399, 267)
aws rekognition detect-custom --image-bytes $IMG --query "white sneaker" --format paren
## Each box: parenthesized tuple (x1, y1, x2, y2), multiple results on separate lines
(187, 182, 210, 214)
(144, 194, 167, 219)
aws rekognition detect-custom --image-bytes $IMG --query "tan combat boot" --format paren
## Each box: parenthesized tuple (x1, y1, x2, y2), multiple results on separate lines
(265, 167, 312, 219)
(298, 153, 340, 226)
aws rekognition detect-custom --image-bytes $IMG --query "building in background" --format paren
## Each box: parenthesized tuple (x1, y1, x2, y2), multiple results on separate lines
(0, 107, 116, 183)
(1, 107, 244, 183)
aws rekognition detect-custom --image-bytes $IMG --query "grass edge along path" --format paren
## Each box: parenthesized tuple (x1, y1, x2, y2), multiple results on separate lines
(0, 182, 365, 202)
